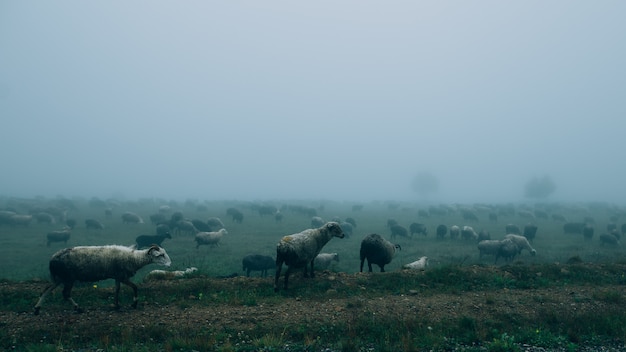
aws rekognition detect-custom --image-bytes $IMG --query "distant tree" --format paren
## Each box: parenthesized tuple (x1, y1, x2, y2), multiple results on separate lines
(524, 175, 556, 199)
(411, 172, 439, 198)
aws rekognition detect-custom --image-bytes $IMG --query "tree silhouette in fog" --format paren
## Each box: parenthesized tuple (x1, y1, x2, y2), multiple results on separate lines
(411, 172, 439, 198)
(524, 175, 556, 199)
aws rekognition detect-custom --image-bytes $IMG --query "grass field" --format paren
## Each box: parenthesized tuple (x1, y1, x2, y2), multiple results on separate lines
(1, 198, 626, 351)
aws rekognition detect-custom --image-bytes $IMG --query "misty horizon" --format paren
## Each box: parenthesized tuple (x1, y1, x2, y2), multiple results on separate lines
(1, 2, 625, 204)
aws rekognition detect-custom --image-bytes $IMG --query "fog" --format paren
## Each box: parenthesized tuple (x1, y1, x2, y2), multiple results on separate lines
(1, 1, 625, 203)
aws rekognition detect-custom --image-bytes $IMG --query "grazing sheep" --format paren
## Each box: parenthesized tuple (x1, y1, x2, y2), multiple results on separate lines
(600, 233, 620, 246)
(436, 224, 448, 239)
(195, 228, 228, 249)
(274, 222, 344, 291)
(34, 244, 171, 314)
(85, 219, 104, 230)
(461, 226, 478, 241)
(135, 232, 172, 249)
(403, 256, 429, 270)
(144, 267, 197, 281)
(121, 212, 144, 224)
(390, 224, 409, 239)
(174, 220, 199, 236)
(314, 253, 339, 271)
(207, 217, 225, 231)
(449, 225, 460, 239)
(191, 219, 211, 232)
(409, 223, 428, 236)
(504, 234, 537, 256)
(359, 233, 401, 273)
(462, 210, 479, 222)
(478, 239, 518, 264)
(345, 217, 357, 228)
(226, 208, 244, 223)
(46, 227, 71, 247)
(242, 254, 275, 277)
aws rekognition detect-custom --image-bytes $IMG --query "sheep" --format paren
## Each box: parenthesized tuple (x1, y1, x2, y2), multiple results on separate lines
(195, 228, 228, 249)
(505, 224, 521, 235)
(461, 226, 478, 241)
(144, 267, 197, 281)
(310, 216, 325, 228)
(436, 224, 448, 239)
(345, 217, 357, 228)
(390, 224, 409, 239)
(449, 225, 460, 239)
(207, 217, 225, 231)
(191, 219, 211, 232)
(34, 244, 171, 314)
(274, 222, 344, 291)
(242, 254, 275, 277)
(46, 227, 71, 247)
(121, 212, 144, 224)
(409, 223, 428, 236)
(85, 219, 104, 230)
(339, 222, 354, 238)
(477, 230, 491, 242)
(226, 208, 244, 223)
(314, 252, 339, 271)
(174, 220, 199, 236)
(599, 233, 620, 246)
(403, 256, 429, 270)
(359, 233, 401, 273)
(135, 232, 172, 249)
(10, 214, 33, 227)
(523, 224, 538, 242)
(504, 234, 537, 256)
(477, 239, 518, 264)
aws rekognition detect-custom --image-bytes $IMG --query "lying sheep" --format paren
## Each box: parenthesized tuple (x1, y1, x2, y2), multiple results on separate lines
(314, 252, 339, 271)
(121, 212, 144, 224)
(274, 222, 344, 291)
(195, 228, 228, 249)
(360, 233, 401, 272)
(135, 232, 172, 249)
(144, 267, 197, 281)
(504, 234, 537, 256)
(600, 233, 620, 246)
(34, 244, 171, 314)
(403, 256, 428, 270)
(46, 227, 71, 247)
(242, 254, 275, 277)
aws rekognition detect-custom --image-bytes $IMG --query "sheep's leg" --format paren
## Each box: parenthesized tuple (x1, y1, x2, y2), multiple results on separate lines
(274, 262, 283, 292)
(283, 267, 293, 290)
(309, 261, 315, 278)
(359, 258, 365, 272)
(117, 279, 139, 308)
(61, 282, 82, 313)
(34, 282, 60, 315)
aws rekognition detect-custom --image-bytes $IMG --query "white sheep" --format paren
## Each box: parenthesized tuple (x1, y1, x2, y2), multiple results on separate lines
(461, 226, 478, 241)
(274, 222, 344, 291)
(34, 244, 171, 314)
(403, 256, 429, 270)
(144, 267, 197, 281)
(360, 233, 401, 272)
(195, 228, 228, 249)
(314, 252, 339, 271)
(121, 212, 144, 224)
(504, 234, 537, 256)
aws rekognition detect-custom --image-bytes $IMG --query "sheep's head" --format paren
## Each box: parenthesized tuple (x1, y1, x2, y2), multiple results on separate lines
(148, 245, 172, 267)
(325, 222, 345, 238)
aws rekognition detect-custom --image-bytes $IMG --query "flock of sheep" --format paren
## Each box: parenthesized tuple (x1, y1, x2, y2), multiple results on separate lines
(1, 198, 624, 315)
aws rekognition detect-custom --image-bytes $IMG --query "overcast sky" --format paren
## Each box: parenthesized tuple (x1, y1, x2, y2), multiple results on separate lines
(1, 1, 625, 203)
